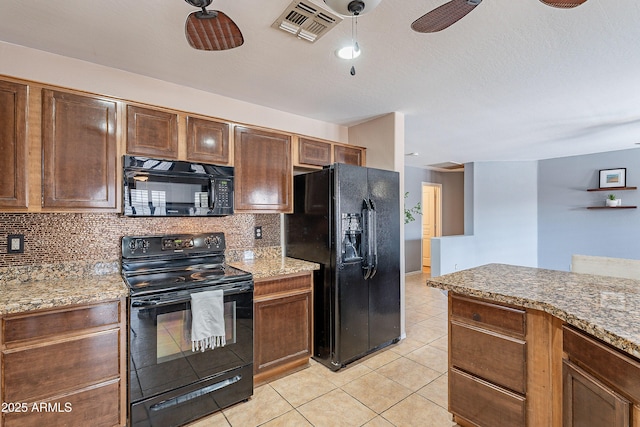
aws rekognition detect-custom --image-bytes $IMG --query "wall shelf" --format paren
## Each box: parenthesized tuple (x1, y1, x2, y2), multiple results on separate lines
(587, 206, 637, 209)
(587, 187, 637, 192)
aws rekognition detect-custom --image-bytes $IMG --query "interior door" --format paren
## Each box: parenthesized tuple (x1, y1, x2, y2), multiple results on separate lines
(422, 184, 442, 271)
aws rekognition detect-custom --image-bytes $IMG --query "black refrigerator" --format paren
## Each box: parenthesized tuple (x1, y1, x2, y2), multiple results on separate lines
(285, 163, 401, 370)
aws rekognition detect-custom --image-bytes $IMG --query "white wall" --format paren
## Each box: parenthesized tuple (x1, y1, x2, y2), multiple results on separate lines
(432, 161, 538, 276)
(0, 41, 348, 142)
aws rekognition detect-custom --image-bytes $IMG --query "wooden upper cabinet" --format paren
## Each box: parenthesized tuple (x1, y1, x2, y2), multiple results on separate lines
(295, 137, 366, 169)
(334, 144, 364, 166)
(126, 104, 178, 159)
(186, 115, 230, 164)
(234, 126, 292, 212)
(42, 90, 118, 210)
(0, 80, 28, 209)
(297, 137, 332, 167)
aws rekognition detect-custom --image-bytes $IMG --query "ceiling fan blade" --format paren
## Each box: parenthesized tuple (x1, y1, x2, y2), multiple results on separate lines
(411, 0, 482, 33)
(539, 0, 587, 8)
(185, 11, 244, 51)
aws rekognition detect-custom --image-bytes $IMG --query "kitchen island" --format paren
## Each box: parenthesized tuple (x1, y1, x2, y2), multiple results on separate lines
(427, 263, 640, 427)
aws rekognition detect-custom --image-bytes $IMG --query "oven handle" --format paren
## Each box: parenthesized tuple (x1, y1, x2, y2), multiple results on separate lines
(149, 374, 242, 412)
(131, 283, 253, 308)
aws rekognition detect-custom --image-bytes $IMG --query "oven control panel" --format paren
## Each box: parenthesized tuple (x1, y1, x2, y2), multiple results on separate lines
(122, 232, 226, 258)
(162, 237, 194, 250)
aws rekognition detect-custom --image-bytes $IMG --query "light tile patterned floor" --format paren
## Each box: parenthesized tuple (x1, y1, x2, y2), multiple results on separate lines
(189, 273, 458, 427)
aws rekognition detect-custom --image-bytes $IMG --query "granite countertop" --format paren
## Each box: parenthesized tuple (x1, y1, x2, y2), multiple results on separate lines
(229, 257, 320, 280)
(427, 263, 640, 359)
(0, 255, 319, 316)
(0, 273, 128, 316)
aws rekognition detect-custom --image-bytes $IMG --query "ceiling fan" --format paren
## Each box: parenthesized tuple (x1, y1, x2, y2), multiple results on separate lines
(184, 0, 244, 50)
(411, 0, 588, 33)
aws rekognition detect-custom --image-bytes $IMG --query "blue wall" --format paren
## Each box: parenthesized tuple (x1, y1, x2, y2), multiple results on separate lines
(433, 161, 538, 276)
(404, 166, 464, 273)
(538, 148, 640, 270)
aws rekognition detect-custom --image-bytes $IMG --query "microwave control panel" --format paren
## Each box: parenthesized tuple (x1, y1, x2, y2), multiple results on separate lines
(214, 178, 233, 208)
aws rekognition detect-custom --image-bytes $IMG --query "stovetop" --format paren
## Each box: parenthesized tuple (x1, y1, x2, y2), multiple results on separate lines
(121, 232, 252, 296)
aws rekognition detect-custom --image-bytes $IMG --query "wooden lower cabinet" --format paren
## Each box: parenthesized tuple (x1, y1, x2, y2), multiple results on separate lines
(563, 325, 640, 427)
(0, 299, 126, 427)
(253, 272, 312, 383)
(563, 360, 630, 427)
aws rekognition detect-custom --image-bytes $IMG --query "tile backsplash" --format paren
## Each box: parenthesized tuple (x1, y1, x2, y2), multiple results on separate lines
(0, 213, 280, 268)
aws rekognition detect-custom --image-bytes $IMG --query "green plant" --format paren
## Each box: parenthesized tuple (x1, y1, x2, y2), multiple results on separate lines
(608, 194, 617, 200)
(404, 192, 422, 224)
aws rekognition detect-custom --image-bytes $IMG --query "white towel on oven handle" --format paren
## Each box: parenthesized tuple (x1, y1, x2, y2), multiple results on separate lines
(191, 289, 226, 352)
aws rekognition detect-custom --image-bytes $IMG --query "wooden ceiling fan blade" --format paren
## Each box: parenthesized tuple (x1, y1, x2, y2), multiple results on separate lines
(185, 11, 244, 51)
(411, 0, 482, 33)
(539, 0, 587, 8)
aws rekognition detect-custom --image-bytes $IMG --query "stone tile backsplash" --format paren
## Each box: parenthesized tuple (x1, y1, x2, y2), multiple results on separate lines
(0, 212, 281, 268)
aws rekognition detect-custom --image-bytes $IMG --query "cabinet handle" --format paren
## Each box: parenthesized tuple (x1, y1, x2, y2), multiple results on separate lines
(472, 313, 481, 321)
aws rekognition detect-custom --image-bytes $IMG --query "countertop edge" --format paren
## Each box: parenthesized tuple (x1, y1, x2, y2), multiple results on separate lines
(427, 266, 640, 360)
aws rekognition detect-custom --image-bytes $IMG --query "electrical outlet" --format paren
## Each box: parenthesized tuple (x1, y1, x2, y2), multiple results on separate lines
(7, 234, 24, 254)
(254, 226, 262, 239)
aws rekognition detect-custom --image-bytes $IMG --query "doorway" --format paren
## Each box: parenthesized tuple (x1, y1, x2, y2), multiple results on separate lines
(422, 183, 442, 273)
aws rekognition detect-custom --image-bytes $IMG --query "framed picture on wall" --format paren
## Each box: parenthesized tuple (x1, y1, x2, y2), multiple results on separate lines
(599, 168, 626, 188)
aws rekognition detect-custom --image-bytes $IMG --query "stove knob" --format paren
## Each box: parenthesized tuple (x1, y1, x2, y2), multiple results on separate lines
(204, 236, 212, 247)
(212, 236, 222, 247)
(141, 239, 149, 252)
(129, 240, 137, 251)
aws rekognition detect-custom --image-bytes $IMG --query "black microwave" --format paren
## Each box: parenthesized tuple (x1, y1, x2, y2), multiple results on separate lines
(123, 156, 233, 217)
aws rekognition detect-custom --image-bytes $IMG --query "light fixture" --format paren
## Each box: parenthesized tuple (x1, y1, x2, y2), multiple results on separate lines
(323, 0, 382, 16)
(325, 1, 381, 76)
(335, 45, 361, 59)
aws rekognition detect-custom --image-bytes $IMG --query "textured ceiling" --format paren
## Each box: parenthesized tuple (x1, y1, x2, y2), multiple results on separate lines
(0, 0, 639, 168)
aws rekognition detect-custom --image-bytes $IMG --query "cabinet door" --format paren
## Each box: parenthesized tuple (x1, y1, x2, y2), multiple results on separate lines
(0, 80, 28, 208)
(563, 359, 630, 427)
(298, 137, 331, 167)
(126, 104, 178, 158)
(254, 292, 311, 377)
(186, 116, 230, 164)
(334, 144, 364, 166)
(42, 90, 118, 210)
(234, 126, 292, 212)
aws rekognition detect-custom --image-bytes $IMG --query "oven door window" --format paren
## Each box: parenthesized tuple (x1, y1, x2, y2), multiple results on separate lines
(157, 301, 236, 364)
(129, 290, 253, 402)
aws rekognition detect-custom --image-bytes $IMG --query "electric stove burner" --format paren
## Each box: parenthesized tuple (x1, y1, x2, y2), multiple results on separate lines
(121, 232, 252, 296)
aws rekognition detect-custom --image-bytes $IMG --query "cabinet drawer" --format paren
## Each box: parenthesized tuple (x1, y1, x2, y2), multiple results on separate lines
(3, 301, 120, 344)
(450, 367, 526, 427)
(564, 325, 640, 403)
(254, 273, 311, 299)
(3, 330, 120, 401)
(451, 294, 525, 337)
(2, 380, 121, 427)
(450, 321, 526, 394)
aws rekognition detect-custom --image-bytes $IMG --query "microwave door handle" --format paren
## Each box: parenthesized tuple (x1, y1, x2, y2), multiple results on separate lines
(209, 179, 216, 210)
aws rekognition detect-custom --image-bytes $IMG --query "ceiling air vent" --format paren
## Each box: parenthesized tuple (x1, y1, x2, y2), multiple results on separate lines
(272, 1, 343, 43)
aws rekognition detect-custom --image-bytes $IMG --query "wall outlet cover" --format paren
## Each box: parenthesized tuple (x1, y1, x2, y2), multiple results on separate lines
(8, 234, 24, 254)
(254, 226, 262, 239)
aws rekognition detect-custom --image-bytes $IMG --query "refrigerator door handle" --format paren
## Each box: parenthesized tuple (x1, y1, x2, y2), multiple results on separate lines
(361, 198, 372, 280)
(369, 198, 378, 279)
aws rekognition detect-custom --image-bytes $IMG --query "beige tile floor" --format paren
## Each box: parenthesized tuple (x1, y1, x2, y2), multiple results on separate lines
(189, 272, 458, 427)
